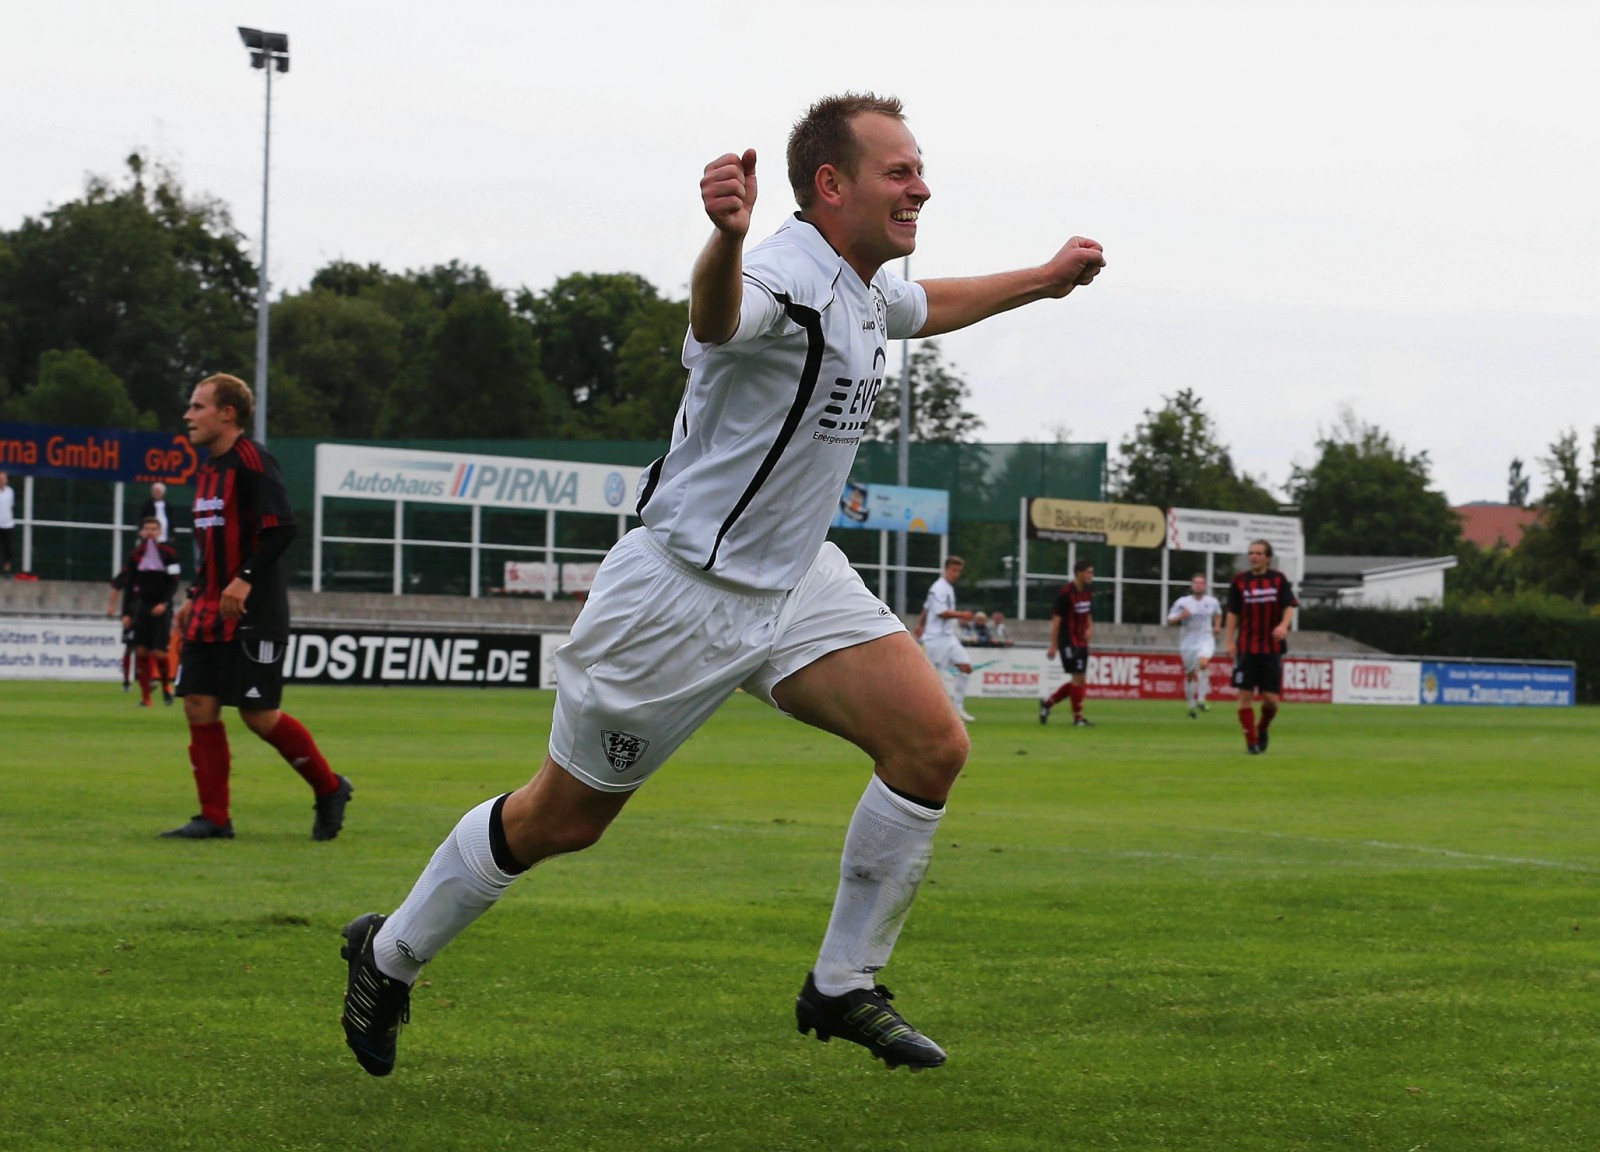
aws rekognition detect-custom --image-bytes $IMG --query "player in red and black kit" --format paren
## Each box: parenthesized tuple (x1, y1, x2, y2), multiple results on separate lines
(163, 373, 352, 841)
(1041, 560, 1094, 727)
(110, 517, 181, 707)
(1222, 539, 1297, 755)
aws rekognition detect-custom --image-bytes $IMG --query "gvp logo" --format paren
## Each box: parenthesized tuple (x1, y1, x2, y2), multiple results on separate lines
(138, 435, 199, 484)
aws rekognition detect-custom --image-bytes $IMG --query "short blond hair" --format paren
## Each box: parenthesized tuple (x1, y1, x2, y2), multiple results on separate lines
(199, 373, 254, 429)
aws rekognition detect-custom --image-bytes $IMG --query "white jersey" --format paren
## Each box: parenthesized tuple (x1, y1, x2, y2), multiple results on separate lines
(637, 215, 928, 592)
(1169, 594, 1223, 644)
(922, 577, 958, 640)
(0, 484, 13, 529)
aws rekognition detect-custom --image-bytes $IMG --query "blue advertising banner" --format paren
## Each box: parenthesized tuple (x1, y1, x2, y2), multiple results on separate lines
(0, 421, 201, 485)
(1420, 661, 1576, 707)
(832, 481, 949, 534)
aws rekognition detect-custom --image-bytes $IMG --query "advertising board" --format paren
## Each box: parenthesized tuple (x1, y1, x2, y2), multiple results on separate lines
(1420, 662, 1575, 707)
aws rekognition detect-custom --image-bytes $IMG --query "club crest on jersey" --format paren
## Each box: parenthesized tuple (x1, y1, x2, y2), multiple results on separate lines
(601, 730, 650, 774)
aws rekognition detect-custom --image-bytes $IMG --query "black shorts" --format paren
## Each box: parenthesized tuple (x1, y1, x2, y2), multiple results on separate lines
(176, 636, 287, 710)
(1059, 645, 1090, 676)
(1232, 653, 1283, 695)
(131, 606, 172, 650)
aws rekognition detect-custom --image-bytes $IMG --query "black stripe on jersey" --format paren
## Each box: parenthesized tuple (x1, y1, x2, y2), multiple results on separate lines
(702, 294, 824, 571)
(636, 455, 665, 516)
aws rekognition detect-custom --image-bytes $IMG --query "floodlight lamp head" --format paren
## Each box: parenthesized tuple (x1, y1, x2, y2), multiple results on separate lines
(238, 26, 265, 49)
(276, 56, 289, 73)
(250, 51, 266, 69)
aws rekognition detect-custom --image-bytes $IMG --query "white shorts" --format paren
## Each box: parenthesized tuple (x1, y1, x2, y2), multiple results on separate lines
(1180, 638, 1216, 673)
(548, 528, 905, 792)
(922, 634, 971, 673)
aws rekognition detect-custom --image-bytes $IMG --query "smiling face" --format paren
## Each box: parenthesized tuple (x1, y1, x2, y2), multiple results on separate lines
(822, 112, 929, 283)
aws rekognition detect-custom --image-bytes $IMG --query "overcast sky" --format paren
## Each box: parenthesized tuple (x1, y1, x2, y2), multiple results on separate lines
(5, 1, 1595, 504)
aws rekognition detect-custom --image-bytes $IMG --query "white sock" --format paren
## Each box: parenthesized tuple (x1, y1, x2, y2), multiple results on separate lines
(374, 796, 523, 983)
(952, 671, 970, 711)
(1184, 677, 1195, 708)
(1196, 673, 1208, 705)
(813, 776, 944, 996)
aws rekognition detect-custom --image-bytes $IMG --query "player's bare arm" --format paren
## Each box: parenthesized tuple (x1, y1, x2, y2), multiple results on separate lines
(1272, 606, 1295, 644)
(1047, 616, 1062, 660)
(689, 149, 758, 345)
(914, 238, 1105, 338)
(1222, 614, 1237, 657)
(219, 576, 251, 622)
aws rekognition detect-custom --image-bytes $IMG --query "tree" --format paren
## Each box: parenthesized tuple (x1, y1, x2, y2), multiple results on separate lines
(866, 341, 983, 444)
(518, 273, 688, 438)
(1508, 457, 1530, 507)
(1517, 427, 1600, 603)
(1, 154, 255, 428)
(6, 349, 155, 430)
(1111, 388, 1278, 512)
(1287, 410, 1460, 556)
(267, 288, 405, 437)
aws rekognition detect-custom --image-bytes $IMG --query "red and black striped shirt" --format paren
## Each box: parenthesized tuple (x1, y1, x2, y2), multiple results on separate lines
(1053, 582, 1094, 648)
(1227, 569, 1298, 655)
(185, 437, 295, 644)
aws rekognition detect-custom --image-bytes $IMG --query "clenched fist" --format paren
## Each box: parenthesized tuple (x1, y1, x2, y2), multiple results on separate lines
(701, 149, 758, 238)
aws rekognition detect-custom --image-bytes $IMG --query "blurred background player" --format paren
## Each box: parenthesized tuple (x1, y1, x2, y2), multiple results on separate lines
(0, 471, 14, 576)
(164, 374, 351, 841)
(1041, 560, 1095, 726)
(1222, 540, 1298, 754)
(111, 517, 181, 707)
(987, 610, 1014, 647)
(916, 555, 977, 722)
(1167, 573, 1223, 717)
(139, 481, 176, 543)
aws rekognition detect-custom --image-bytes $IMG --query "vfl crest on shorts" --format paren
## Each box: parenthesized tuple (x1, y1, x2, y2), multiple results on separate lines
(601, 730, 650, 774)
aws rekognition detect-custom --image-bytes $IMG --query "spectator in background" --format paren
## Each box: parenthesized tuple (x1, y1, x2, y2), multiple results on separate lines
(112, 517, 181, 707)
(969, 611, 994, 646)
(988, 611, 1014, 647)
(140, 481, 177, 544)
(0, 472, 14, 576)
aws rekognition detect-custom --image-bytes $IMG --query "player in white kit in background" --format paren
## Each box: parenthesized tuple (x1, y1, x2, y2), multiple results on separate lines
(338, 92, 1106, 1076)
(1167, 574, 1223, 717)
(915, 556, 976, 723)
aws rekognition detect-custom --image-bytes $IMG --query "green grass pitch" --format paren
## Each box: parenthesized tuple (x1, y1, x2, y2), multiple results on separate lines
(2, 682, 1596, 1151)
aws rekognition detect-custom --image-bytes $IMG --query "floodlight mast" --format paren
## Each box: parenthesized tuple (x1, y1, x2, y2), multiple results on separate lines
(237, 26, 289, 444)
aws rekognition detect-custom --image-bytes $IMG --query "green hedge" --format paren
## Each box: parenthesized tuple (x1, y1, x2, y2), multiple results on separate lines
(1303, 607, 1600, 703)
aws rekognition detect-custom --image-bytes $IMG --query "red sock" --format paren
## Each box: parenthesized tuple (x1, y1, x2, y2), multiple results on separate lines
(1238, 705, 1258, 746)
(1070, 682, 1086, 717)
(136, 655, 152, 703)
(153, 652, 171, 691)
(188, 721, 231, 826)
(1260, 701, 1278, 731)
(262, 713, 339, 795)
(1047, 682, 1073, 707)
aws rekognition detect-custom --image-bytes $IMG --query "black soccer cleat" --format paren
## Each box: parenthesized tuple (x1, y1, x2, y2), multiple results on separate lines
(795, 972, 947, 1071)
(341, 913, 411, 1077)
(1072, 715, 1093, 727)
(160, 815, 234, 839)
(163, 689, 174, 706)
(1256, 728, 1270, 753)
(1038, 701, 1051, 725)
(1247, 743, 1262, 755)
(312, 775, 354, 842)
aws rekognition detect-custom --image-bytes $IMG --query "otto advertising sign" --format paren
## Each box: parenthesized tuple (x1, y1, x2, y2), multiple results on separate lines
(1333, 659, 1421, 705)
(316, 443, 641, 515)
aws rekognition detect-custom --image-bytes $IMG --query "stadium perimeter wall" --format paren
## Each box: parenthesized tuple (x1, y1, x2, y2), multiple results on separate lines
(1304, 607, 1600, 703)
(14, 579, 1575, 708)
